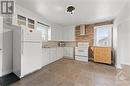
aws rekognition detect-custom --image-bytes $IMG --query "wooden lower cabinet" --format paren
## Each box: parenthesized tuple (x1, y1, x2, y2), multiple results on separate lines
(93, 47, 112, 64)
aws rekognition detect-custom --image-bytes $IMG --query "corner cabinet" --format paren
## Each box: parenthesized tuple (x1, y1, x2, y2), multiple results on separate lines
(42, 48, 63, 67)
(62, 26, 75, 41)
(63, 47, 74, 59)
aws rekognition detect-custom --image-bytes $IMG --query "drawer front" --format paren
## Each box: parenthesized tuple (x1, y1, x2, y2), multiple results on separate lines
(75, 56, 88, 62)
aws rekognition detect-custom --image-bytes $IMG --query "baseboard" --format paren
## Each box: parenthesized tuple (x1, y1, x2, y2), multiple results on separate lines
(122, 62, 130, 66)
(0, 72, 2, 77)
(116, 64, 122, 69)
(2, 70, 12, 77)
(0, 73, 20, 86)
(63, 56, 74, 60)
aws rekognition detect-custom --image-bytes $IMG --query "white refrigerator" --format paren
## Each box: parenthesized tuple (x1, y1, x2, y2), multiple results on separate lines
(13, 27, 42, 78)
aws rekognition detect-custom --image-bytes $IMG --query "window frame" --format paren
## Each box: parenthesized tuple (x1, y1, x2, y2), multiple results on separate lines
(94, 24, 113, 47)
(36, 22, 50, 42)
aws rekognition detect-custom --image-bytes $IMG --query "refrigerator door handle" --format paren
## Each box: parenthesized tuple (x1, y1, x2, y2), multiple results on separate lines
(21, 29, 24, 54)
(21, 29, 24, 42)
(22, 46, 23, 54)
(21, 43, 23, 54)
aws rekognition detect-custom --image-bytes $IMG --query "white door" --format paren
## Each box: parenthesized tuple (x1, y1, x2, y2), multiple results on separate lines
(0, 18, 3, 76)
(49, 48, 57, 63)
(21, 42, 42, 76)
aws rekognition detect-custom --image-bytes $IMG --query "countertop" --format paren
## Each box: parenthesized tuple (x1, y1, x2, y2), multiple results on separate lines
(42, 46, 75, 48)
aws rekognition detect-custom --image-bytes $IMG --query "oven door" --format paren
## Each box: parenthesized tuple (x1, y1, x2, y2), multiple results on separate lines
(75, 47, 88, 57)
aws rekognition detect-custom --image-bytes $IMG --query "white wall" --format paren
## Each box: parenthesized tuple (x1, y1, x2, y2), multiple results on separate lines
(114, 2, 130, 68)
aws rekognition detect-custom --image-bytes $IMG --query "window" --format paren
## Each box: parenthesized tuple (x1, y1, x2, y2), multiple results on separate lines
(94, 25, 112, 47)
(37, 22, 50, 41)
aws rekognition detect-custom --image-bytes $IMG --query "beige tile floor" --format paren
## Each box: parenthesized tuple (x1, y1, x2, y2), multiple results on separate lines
(10, 58, 130, 86)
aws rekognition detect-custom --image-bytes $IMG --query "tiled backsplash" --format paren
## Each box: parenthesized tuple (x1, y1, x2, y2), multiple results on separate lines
(42, 41, 58, 48)
(42, 41, 76, 48)
(64, 41, 76, 47)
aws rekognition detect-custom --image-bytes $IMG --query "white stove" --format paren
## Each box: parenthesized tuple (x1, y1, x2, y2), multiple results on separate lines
(75, 42, 89, 62)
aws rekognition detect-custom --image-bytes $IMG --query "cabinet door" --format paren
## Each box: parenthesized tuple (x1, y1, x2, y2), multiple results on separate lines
(46, 48, 51, 64)
(68, 28, 75, 41)
(63, 47, 74, 58)
(63, 26, 75, 41)
(93, 47, 111, 64)
(49, 48, 57, 63)
(42, 49, 45, 66)
(42, 48, 49, 66)
(56, 29, 63, 41)
(50, 27, 63, 41)
(57, 48, 63, 60)
(64, 48, 69, 57)
(51, 28, 57, 41)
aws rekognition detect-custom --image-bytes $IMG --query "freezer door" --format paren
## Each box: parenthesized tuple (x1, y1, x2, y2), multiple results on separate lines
(22, 29, 42, 42)
(21, 42, 42, 77)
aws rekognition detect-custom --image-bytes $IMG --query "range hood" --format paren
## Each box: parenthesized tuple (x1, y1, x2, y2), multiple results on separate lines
(80, 25, 86, 35)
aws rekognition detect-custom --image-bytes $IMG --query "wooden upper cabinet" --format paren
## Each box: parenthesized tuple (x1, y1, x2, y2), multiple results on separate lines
(93, 47, 112, 64)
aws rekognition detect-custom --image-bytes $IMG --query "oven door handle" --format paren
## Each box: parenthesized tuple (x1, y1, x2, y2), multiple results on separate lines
(78, 50, 84, 52)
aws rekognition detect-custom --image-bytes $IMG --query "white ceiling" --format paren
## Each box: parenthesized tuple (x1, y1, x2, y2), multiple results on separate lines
(16, 0, 128, 26)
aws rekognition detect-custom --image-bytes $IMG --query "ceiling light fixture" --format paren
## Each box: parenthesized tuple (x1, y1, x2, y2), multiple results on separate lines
(67, 6, 75, 14)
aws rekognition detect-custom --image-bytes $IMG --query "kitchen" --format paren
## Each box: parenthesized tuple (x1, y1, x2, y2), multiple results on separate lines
(0, 0, 130, 86)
